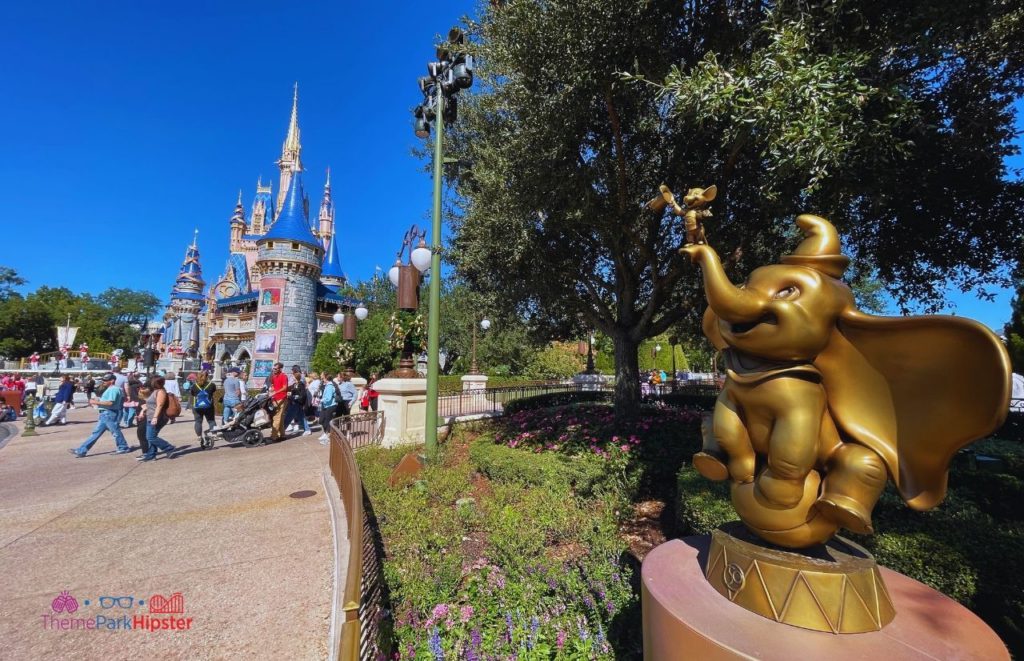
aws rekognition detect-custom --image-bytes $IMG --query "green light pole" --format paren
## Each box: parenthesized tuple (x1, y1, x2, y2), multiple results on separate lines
(424, 89, 444, 456)
(414, 27, 473, 456)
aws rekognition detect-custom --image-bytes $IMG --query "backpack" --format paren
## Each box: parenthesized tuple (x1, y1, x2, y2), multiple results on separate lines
(165, 393, 182, 419)
(194, 385, 213, 410)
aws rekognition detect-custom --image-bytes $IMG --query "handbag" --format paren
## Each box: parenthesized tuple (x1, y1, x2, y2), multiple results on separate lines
(165, 393, 182, 418)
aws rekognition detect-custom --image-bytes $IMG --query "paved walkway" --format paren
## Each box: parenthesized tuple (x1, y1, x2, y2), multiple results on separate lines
(0, 406, 342, 660)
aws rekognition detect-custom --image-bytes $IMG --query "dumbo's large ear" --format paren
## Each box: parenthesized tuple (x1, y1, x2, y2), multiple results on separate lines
(702, 306, 727, 350)
(816, 309, 1011, 511)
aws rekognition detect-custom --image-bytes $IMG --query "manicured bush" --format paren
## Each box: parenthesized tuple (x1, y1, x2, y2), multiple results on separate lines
(503, 390, 611, 415)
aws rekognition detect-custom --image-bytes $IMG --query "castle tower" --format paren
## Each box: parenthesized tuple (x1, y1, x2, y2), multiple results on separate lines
(276, 83, 302, 214)
(317, 167, 334, 248)
(229, 190, 246, 251)
(254, 170, 322, 374)
(250, 176, 273, 234)
(166, 231, 207, 353)
(321, 233, 346, 291)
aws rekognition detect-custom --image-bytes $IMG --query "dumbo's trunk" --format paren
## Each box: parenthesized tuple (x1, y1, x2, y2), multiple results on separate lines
(693, 247, 765, 323)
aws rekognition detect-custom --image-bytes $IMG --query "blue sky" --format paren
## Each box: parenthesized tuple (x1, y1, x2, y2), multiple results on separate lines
(0, 1, 1020, 332)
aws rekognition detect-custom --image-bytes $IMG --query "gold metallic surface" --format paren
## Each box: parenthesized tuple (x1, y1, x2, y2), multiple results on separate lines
(704, 524, 896, 634)
(648, 183, 717, 245)
(681, 213, 1012, 549)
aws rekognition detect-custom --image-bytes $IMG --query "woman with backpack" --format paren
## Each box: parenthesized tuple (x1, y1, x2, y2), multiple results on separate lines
(138, 375, 177, 461)
(317, 374, 339, 444)
(191, 370, 217, 438)
(285, 365, 311, 436)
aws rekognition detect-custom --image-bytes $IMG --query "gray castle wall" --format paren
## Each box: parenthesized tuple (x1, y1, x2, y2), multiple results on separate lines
(256, 241, 322, 371)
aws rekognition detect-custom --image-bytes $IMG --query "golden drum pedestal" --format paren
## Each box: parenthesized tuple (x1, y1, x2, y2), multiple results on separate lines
(704, 523, 894, 634)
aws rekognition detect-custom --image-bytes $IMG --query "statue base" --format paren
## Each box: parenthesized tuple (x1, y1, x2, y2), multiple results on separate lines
(642, 534, 1008, 660)
(705, 522, 894, 633)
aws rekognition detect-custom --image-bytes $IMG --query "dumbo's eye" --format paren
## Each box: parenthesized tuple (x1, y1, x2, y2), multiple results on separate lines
(773, 286, 799, 300)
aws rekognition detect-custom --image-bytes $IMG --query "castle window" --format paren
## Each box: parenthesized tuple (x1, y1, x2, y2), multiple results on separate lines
(267, 241, 274, 249)
(291, 242, 299, 250)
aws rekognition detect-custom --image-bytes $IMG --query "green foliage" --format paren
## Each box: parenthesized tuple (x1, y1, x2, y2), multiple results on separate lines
(0, 266, 26, 301)
(357, 428, 637, 659)
(1007, 283, 1024, 372)
(525, 343, 584, 380)
(675, 466, 736, 535)
(502, 391, 611, 415)
(469, 435, 610, 500)
(0, 280, 160, 358)
(310, 329, 345, 376)
(353, 309, 395, 378)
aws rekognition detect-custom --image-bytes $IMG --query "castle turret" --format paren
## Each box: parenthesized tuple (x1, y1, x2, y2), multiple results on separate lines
(321, 233, 346, 291)
(229, 190, 246, 251)
(276, 83, 302, 214)
(250, 176, 273, 235)
(166, 231, 207, 353)
(253, 171, 322, 375)
(318, 167, 334, 248)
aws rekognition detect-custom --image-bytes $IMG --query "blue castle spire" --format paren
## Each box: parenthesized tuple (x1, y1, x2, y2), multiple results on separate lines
(262, 170, 320, 248)
(321, 233, 346, 290)
(171, 231, 206, 302)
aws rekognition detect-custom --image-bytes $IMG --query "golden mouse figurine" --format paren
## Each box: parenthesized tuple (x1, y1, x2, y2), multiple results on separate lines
(681, 214, 1011, 548)
(648, 183, 717, 245)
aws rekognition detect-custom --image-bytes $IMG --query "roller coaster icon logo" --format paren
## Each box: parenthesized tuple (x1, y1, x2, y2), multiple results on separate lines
(148, 593, 184, 614)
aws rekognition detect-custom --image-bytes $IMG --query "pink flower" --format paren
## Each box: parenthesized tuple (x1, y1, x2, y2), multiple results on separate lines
(460, 605, 474, 623)
(620, 444, 630, 452)
(432, 603, 449, 620)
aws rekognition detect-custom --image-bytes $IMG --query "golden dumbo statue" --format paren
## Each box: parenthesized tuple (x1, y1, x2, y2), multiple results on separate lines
(681, 214, 1011, 549)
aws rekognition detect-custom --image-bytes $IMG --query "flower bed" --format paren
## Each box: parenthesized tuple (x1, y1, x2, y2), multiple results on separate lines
(356, 404, 704, 659)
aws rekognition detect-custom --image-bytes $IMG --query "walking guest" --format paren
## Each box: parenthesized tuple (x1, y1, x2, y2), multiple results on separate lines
(268, 363, 289, 441)
(285, 365, 311, 436)
(191, 370, 217, 438)
(338, 372, 357, 416)
(121, 371, 142, 428)
(137, 375, 177, 462)
(163, 371, 181, 423)
(221, 367, 243, 425)
(317, 374, 339, 444)
(68, 373, 131, 457)
(44, 375, 75, 426)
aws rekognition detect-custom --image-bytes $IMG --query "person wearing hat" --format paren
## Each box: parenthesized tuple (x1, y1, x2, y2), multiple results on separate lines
(68, 373, 131, 457)
(221, 367, 243, 426)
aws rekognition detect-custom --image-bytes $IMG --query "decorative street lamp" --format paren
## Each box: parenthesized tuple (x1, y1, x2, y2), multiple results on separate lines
(412, 27, 474, 455)
(389, 225, 430, 312)
(468, 318, 491, 375)
(332, 301, 369, 374)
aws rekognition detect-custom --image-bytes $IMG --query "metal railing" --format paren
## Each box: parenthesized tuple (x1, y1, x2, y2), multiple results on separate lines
(328, 414, 388, 661)
(437, 382, 601, 419)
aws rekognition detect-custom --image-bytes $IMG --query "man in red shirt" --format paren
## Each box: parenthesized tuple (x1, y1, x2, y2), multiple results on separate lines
(268, 363, 289, 441)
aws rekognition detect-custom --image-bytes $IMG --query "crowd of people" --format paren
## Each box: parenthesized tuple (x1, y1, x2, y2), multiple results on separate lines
(57, 364, 379, 459)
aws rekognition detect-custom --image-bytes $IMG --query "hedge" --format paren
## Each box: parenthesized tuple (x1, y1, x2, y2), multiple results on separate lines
(502, 390, 611, 415)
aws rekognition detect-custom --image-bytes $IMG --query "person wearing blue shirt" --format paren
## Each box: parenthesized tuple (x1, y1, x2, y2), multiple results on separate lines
(317, 374, 339, 444)
(69, 373, 131, 457)
(338, 373, 357, 416)
(45, 375, 75, 426)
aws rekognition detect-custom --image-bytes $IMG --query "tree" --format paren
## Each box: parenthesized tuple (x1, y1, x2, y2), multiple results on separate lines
(1006, 282, 1024, 373)
(0, 266, 25, 301)
(444, 0, 1024, 416)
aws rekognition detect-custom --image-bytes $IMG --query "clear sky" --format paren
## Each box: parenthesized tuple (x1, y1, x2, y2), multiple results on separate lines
(0, 1, 1020, 332)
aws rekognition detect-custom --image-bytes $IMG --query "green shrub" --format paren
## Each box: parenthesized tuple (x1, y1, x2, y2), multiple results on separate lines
(651, 391, 718, 411)
(676, 465, 735, 535)
(503, 391, 611, 415)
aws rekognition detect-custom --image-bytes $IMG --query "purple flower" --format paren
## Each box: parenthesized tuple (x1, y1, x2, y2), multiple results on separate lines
(460, 605, 474, 623)
(506, 612, 515, 644)
(429, 627, 443, 660)
(432, 604, 449, 621)
(556, 629, 567, 650)
(528, 616, 540, 650)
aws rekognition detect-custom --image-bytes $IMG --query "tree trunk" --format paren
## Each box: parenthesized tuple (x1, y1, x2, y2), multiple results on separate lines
(612, 331, 641, 420)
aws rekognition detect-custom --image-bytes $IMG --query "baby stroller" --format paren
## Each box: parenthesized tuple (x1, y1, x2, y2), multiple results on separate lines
(200, 393, 276, 449)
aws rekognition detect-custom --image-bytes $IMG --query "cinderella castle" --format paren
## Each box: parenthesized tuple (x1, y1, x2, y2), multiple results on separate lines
(155, 85, 352, 385)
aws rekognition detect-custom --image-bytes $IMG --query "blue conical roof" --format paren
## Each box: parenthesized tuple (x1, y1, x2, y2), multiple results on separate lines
(171, 236, 206, 301)
(262, 171, 320, 247)
(322, 233, 346, 281)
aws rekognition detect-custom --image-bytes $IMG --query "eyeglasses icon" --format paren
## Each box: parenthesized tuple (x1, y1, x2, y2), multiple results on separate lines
(99, 596, 134, 609)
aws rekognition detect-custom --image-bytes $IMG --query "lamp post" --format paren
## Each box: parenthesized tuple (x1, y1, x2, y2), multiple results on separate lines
(413, 26, 474, 455)
(387, 226, 431, 377)
(332, 301, 369, 375)
(469, 318, 491, 375)
(669, 335, 679, 391)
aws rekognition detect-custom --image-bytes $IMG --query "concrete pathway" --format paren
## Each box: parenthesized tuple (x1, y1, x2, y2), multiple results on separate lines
(0, 406, 342, 660)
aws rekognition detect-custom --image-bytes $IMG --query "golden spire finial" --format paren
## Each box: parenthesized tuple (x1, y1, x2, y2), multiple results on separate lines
(282, 82, 301, 157)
